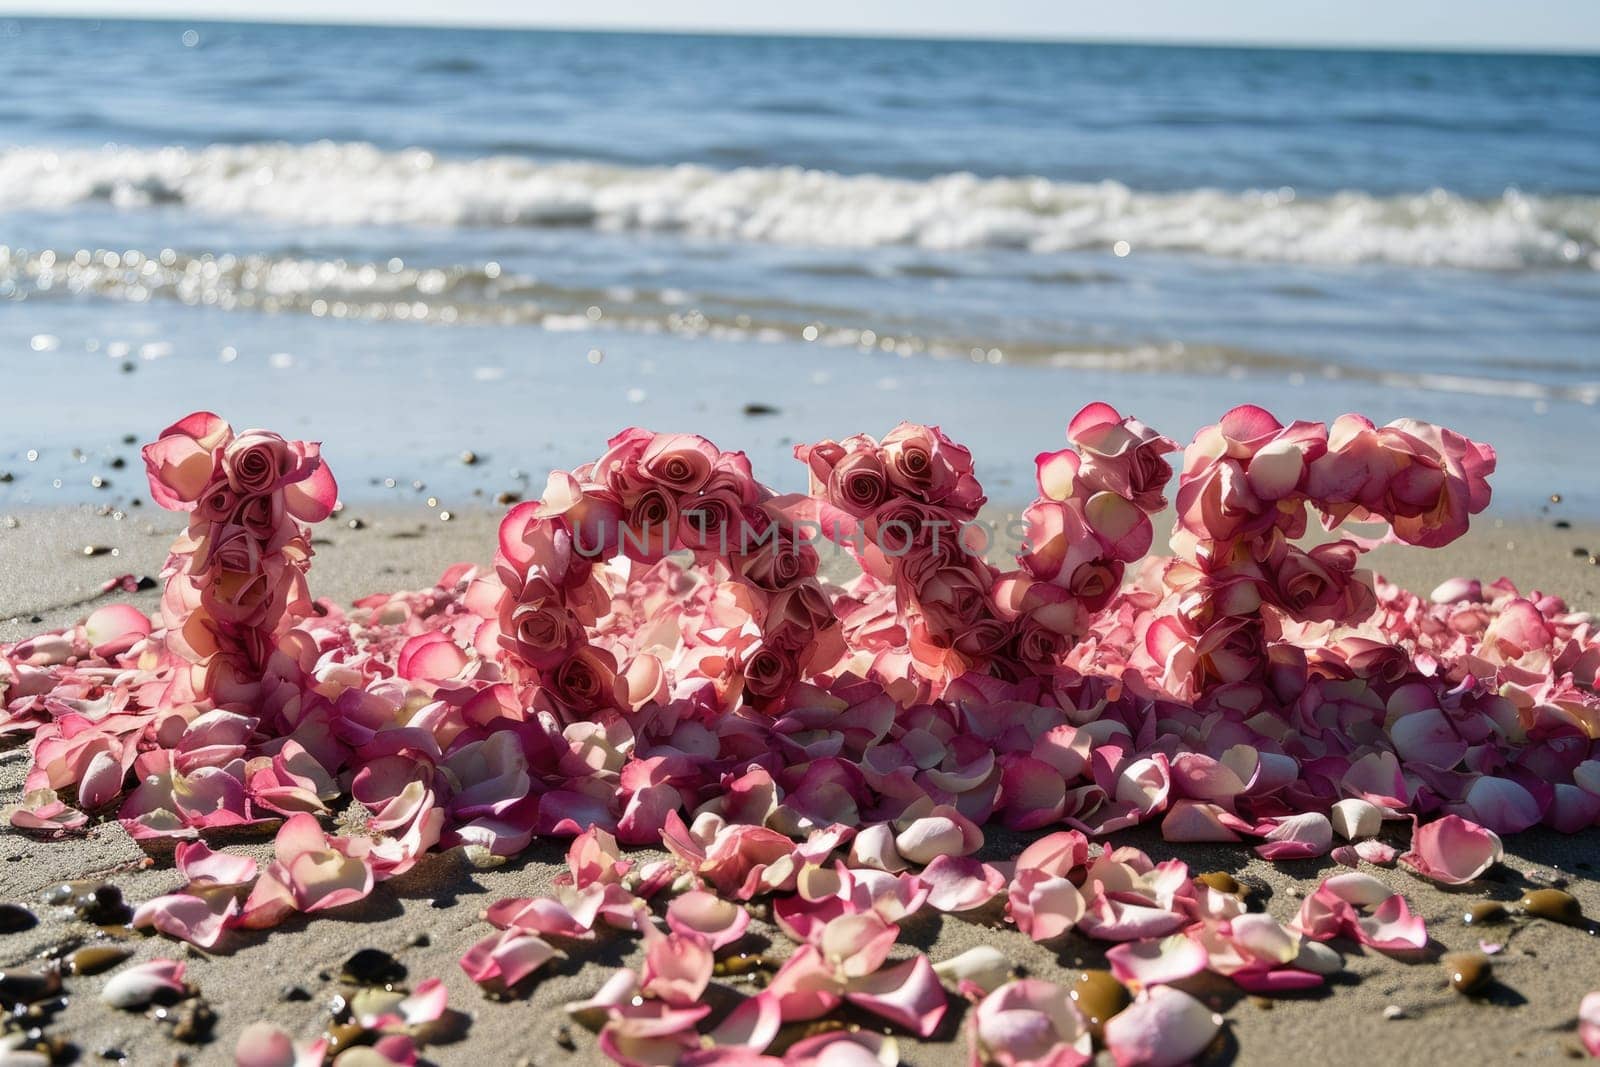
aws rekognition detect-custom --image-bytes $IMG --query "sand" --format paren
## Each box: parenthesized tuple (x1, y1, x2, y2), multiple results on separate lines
(3, 503, 1599, 1065)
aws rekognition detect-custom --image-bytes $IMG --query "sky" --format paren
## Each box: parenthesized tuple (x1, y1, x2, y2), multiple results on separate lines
(2, 0, 1599, 52)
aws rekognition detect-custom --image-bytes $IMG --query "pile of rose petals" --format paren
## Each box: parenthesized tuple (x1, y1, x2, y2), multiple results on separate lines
(3, 405, 1598, 1066)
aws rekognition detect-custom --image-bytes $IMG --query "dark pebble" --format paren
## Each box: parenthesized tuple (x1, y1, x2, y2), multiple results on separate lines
(161, 997, 216, 1043)
(1464, 901, 1510, 926)
(407, 932, 430, 948)
(494, 491, 521, 506)
(1519, 888, 1583, 924)
(742, 403, 781, 416)
(75, 884, 130, 925)
(1554, 519, 1572, 529)
(0, 964, 63, 1005)
(0, 902, 37, 933)
(69, 945, 132, 975)
(0, 472, 12, 483)
(109, 457, 126, 469)
(1443, 951, 1492, 995)
(82, 545, 114, 557)
(340, 948, 406, 986)
(281, 984, 311, 1002)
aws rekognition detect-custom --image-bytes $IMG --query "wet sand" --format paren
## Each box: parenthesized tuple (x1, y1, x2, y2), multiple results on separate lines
(2, 505, 1599, 1065)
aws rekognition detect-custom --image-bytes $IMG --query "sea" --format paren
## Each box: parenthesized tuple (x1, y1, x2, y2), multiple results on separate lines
(2, 18, 1598, 514)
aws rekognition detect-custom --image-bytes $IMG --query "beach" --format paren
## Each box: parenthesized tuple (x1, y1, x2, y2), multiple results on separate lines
(3, 16, 1600, 1066)
(3, 503, 1599, 1063)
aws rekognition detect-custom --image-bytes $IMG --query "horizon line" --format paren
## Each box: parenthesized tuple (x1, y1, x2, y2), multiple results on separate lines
(2, 10, 1599, 58)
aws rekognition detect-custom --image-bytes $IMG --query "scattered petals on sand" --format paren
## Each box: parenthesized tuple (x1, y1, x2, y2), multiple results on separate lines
(4, 406, 1597, 1065)
(1400, 814, 1504, 885)
(1103, 986, 1222, 1067)
(970, 978, 1094, 1067)
(1579, 991, 1600, 1057)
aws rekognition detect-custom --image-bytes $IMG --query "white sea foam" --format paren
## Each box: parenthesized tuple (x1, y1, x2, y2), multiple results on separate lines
(2, 141, 1597, 271)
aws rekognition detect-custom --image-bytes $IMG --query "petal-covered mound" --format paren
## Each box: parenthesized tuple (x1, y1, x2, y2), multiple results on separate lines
(2, 406, 1596, 1067)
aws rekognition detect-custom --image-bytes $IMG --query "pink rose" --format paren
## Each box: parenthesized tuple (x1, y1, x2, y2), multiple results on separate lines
(738, 535, 811, 591)
(827, 448, 890, 517)
(764, 581, 836, 641)
(1195, 616, 1266, 686)
(678, 469, 756, 553)
(1266, 540, 1376, 624)
(223, 430, 297, 496)
(194, 481, 239, 525)
(549, 647, 622, 711)
(880, 423, 984, 513)
(623, 486, 679, 563)
(501, 598, 581, 671)
(912, 560, 993, 632)
(193, 522, 262, 578)
(1065, 402, 1179, 512)
(739, 644, 796, 702)
(142, 410, 232, 511)
(641, 433, 719, 493)
(1013, 618, 1069, 668)
(231, 492, 293, 552)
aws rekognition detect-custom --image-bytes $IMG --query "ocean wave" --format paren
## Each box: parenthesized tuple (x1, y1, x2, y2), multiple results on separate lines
(1, 141, 1597, 271)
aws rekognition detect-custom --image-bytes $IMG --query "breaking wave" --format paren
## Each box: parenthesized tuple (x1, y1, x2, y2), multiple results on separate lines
(3, 141, 1597, 271)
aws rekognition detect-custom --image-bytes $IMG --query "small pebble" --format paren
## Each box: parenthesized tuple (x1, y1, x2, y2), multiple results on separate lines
(1518, 888, 1583, 924)
(460, 450, 480, 465)
(1195, 871, 1243, 896)
(340, 948, 406, 986)
(1442, 951, 1491, 995)
(0, 902, 38, 933)
(159, 997, 216, 1043)
(83, 544, 113, 557)
(1464, 901, 1510, 926)
(69, 945, 133, 975)
(1383, 1005, 1407, 1020)
(407, 932, 430, 948)
(0, 964, 62, 1004)
(742, 403, 781, 416)
(280, 984, 311, 1002)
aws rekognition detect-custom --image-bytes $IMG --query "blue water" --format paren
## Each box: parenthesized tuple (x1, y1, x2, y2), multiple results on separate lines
(1, 18, 1598, 512)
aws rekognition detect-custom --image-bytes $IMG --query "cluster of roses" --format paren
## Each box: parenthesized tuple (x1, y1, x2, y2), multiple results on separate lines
(1142, 406, 1497, 713)
(493, 428, 841, 716)
(139, 411, 339, 705)
(796, 422, 1001, 687)
(3, 406, 1598, 1067)
(799, 406, 1178, 692)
